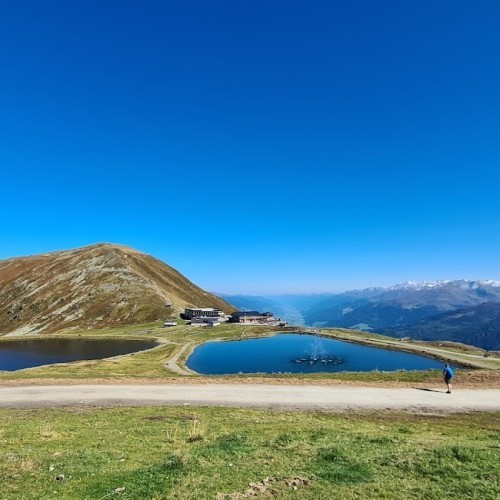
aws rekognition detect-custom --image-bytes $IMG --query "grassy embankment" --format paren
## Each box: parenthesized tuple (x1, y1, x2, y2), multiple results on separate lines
(1, 406, 499, 499)
(1, 322, 500, 385)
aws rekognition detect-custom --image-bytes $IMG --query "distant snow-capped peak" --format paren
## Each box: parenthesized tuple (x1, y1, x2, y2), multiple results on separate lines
(388, 280, 451, 291)
(474, 279, 500, 288)
(388, 279, 500, 291)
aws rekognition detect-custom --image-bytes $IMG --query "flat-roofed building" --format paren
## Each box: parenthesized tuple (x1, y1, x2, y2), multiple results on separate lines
(230, 311, 283, 325)
(182, 307, 223, 320)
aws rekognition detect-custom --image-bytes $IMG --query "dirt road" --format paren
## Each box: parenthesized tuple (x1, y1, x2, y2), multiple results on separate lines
(1, 384, 499, 412)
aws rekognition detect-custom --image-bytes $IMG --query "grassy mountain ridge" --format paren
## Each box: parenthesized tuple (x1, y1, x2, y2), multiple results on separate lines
(0, 243, 233, 335)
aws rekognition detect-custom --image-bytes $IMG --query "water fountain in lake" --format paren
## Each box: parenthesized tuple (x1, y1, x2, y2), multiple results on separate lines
(292, 337, 344, 366)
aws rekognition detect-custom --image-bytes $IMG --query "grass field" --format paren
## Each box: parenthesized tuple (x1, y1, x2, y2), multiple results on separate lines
(1, 323, 499, 499)
(1, 406, 498, 499)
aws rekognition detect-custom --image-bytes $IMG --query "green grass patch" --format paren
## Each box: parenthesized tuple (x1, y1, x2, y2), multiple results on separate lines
(0, 407, 498, 499)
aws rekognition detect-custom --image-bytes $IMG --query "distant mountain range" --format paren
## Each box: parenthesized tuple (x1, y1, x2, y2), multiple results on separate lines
(378, 302, 500, 351)
(0, 244, 233, 336)
(219, 281, 500, 350)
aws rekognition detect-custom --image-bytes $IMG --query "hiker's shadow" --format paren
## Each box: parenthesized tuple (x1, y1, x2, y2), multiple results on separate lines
(413, 388, 446, 393)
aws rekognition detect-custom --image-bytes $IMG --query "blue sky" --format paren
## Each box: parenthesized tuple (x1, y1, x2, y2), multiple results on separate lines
(1, 1, 499, 294)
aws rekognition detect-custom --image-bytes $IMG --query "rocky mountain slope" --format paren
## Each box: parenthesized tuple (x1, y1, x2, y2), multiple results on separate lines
(0, 243, 233, 336)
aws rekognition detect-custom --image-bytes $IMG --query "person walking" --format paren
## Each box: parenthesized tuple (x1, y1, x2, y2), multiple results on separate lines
(443, 363, 455, 394)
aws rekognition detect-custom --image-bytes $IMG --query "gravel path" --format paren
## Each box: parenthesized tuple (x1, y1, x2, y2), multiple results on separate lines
(1, 384, 499, 412)
(164, 342, 196, 375)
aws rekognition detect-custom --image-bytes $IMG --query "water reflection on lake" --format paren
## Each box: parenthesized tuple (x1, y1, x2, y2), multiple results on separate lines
(186, 333, 444, 374)
(0, 338, 159, 371)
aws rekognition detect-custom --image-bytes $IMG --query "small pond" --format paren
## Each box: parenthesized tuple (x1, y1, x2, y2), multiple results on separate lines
(0, 338, 159, 371)
(186, 333, 445, 374)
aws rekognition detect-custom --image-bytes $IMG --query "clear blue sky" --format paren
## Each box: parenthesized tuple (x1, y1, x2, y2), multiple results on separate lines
(1, 1, 499, 294)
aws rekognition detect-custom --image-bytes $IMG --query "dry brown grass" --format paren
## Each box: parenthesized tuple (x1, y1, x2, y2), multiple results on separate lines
(0, 243, 234, 336)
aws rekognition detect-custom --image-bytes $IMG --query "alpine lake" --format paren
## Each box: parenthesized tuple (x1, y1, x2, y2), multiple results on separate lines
(0, 338, 159, 371)
(186, 333, 445, 374)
